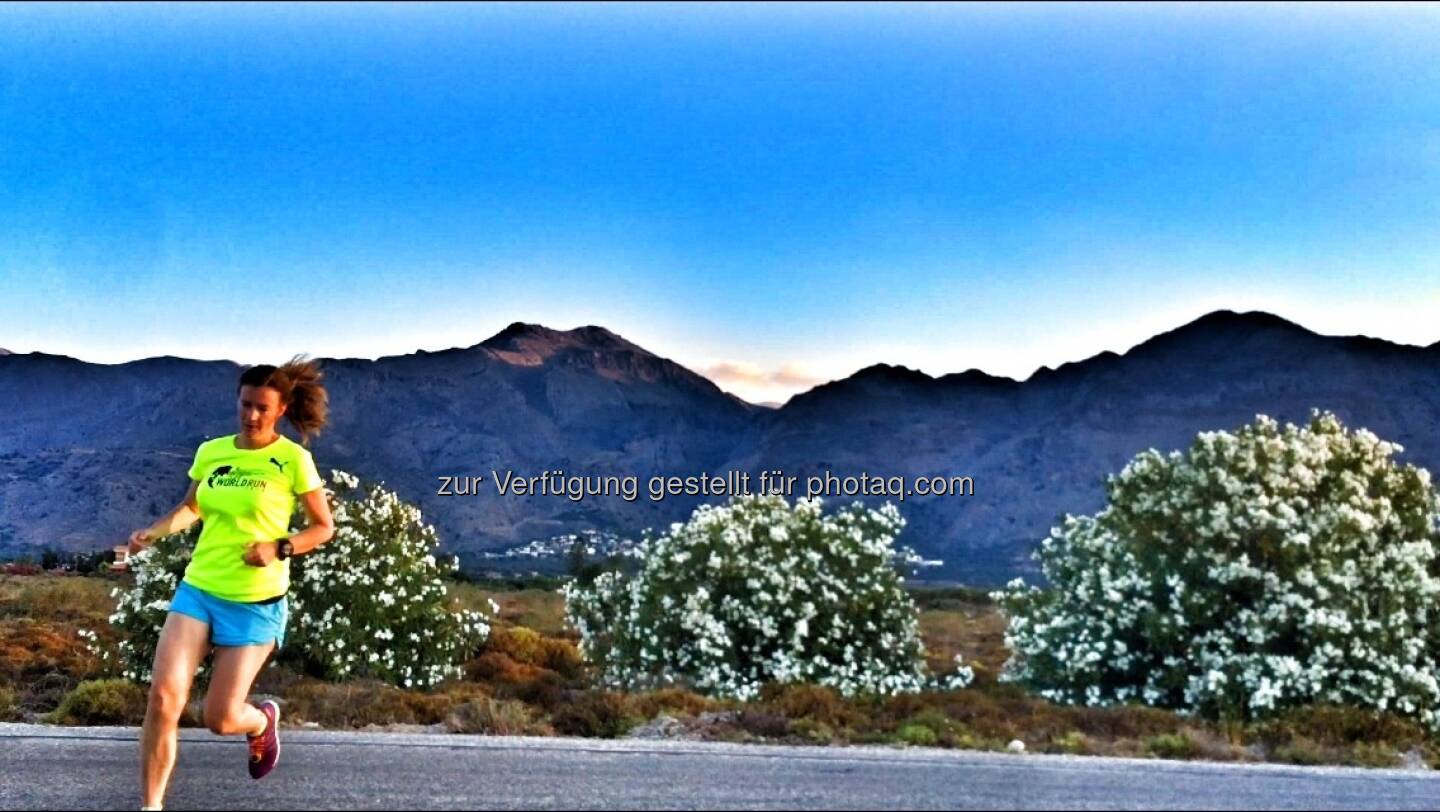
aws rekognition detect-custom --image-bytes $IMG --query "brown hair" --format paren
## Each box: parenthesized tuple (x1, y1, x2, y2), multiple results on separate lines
(238, 354, 329, 446)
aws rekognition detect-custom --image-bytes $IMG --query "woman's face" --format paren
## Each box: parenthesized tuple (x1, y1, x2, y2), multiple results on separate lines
(237, 384, 287, 441)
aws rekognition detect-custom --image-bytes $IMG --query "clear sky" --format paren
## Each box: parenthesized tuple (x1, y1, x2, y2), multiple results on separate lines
(2, 3, 1438, 404)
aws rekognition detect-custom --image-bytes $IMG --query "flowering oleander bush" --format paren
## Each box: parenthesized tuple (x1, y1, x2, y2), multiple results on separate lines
(90, 469, 493, 689)
(563, 493, 974, 701)
(994, 410, 1440, 728)
(85, 527, 195, 683)
(287, 470, 493, 688)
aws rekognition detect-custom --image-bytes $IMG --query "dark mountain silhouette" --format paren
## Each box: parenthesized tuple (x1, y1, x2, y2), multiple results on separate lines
(3, 311, 1438, 584)
(736, 310, 1440, 581)
(0, 323, 757, 573)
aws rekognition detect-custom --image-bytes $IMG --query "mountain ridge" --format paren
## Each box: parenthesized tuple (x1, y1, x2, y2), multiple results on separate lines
(6, 308, 1434, 389)
(3, 309, 1439, 584)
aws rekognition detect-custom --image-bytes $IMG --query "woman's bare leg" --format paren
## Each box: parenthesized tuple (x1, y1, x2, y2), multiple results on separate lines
(202, 642, 276, 737)
(140, 613, 212, 809)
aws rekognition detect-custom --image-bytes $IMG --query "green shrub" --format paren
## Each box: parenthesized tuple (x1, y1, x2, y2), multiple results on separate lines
(898, 708, 970, 745)
(1346, 742, 1402, 769)
(46, 679, 147, 726)
(0, 685, 17, 721)
(488, 626, 546, 666)
(1145, 732, 1200, 760)
(1051, 730, 1091, 755)
(790, 717, 839, 744)
(896, 723, 939, 747)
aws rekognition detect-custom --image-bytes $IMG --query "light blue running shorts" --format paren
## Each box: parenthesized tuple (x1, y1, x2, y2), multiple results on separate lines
(169, 579, 288, 649)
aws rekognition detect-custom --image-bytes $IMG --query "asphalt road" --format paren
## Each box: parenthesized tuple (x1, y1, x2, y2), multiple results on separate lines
(3, 723, 1439, 811)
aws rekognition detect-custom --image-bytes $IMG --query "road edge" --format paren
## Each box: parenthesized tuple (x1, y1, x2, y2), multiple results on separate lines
(2, 722, 1436, 782)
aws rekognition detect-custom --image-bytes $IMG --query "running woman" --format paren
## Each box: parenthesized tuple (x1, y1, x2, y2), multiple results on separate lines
(128, 356, 335, 811)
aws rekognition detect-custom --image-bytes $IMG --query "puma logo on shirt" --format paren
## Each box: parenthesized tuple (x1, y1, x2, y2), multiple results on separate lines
(269, 457, 288, 473)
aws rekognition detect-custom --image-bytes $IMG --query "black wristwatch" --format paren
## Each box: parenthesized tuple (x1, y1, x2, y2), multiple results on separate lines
(276, 538, 294, 560)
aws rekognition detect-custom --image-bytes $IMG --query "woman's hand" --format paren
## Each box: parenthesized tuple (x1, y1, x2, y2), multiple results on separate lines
(242, 541, 280, 567)
(127, 529, 153, 556)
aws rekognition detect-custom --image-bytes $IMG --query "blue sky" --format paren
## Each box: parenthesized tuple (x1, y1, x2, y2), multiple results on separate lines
(1, 3, 1438, 403)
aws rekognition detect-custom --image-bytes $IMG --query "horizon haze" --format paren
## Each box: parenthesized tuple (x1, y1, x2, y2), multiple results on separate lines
(3, 307, 1437, 406)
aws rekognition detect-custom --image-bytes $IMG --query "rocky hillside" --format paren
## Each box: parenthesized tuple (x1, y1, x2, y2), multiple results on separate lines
(3, 312, 1438, 584)
(732, 311, 1440, 581)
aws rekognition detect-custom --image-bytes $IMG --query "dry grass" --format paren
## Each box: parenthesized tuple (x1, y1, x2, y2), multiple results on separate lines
(0, 618, 103, 683)
(0, 574, 117, 719)
(0, 574, 116, 625)
(466, 650, 556, 686)
(483, 626, 584, 677)
(449, 582, 571, 638)
(549, 690, 640, 738)
(1251, 705, 1437, 768)
(627, 688, 731, 720)
(761, 683, 867, 730)
(278, 678, 493, 728)
(445, 696, 551, 736)
(917, 605, 1010, 685)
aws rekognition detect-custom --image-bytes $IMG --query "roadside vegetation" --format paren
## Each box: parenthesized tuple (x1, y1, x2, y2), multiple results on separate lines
(4, 571, 1435, 768)
(8, 411, 1440, 771)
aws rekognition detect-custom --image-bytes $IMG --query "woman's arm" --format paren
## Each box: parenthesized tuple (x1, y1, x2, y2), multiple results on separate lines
(128, 481, 202, 553)
(242, 488, 335, 566)
(286, 488, 336, 554)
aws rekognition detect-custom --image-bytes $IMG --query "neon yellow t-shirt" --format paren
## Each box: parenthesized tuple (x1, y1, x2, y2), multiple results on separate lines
(183, 433, 325, 602)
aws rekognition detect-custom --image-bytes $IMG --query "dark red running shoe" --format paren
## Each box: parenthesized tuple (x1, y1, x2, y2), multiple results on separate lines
(247, 700, 281, 779)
